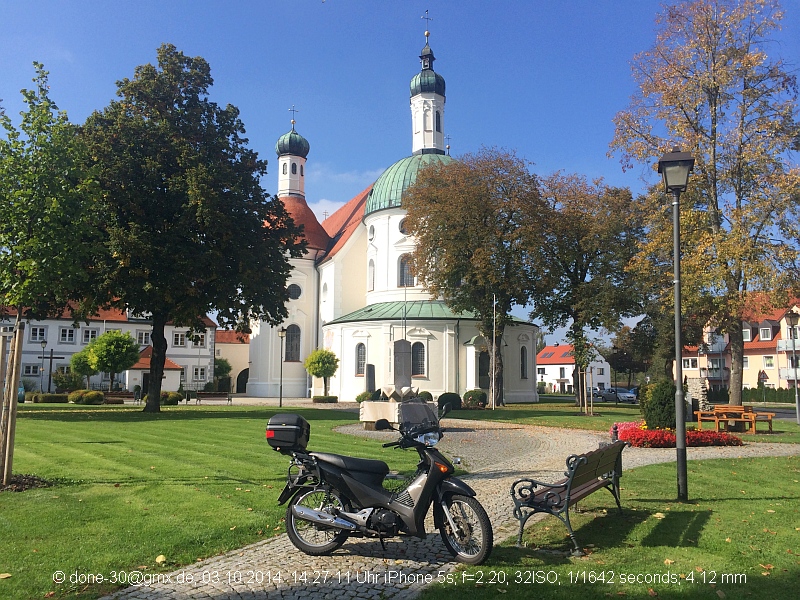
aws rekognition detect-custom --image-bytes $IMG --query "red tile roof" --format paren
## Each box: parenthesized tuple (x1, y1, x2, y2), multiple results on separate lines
(320, 185, 372, 263)
(1, 305, 216, 327)
(131, 346, 183, 371)
(537, 344, 575, 365)
(281, 194, 331, 252)
(215, 330, 250, 344)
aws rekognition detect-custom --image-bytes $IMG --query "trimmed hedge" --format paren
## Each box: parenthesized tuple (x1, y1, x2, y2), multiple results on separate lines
(83, 391, 105, 405)
(462, 389, 487, 409)
(639, 380, 676, 430)
(437, 392, 461, 411)
(312, 396, 338, 403)
(33, 393, 68, 403)
(417, 391, 433, 402)
(355, 391, 372, 403)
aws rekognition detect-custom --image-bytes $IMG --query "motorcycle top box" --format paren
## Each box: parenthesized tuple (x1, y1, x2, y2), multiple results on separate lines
(266, 413, 310, 453)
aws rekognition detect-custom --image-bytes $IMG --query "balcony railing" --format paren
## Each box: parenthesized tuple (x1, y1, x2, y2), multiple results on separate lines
(701, 367, 730, 381)
(779, 368, 799, 381)
(777, 339, 800, 352)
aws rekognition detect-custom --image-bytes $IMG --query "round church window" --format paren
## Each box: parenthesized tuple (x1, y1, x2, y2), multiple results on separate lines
(288, 284, 302, 300)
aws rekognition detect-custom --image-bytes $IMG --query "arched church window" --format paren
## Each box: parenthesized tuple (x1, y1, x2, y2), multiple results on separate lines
(398, 255, 414, 288)
(520, 346, 528, 379)
(356, 343, 366, 376)
(399, 219, 409, 235)
(282, 163, 287, 175)
(436, 111, 441, 133)
(285, 325, 301, 362)
(287, 284, 301, 300)
(291, 163, 297, 175)
(300, 164, 304, 176)
(368, 225, 375, 241)
(478, 351, 490, 389)
(368, 259, 375, 292)
(412, 342, 425, 376)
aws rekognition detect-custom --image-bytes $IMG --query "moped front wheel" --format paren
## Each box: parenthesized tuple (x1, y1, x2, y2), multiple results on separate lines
(439, 494, 493, 565)
(286, 488, 350, 555)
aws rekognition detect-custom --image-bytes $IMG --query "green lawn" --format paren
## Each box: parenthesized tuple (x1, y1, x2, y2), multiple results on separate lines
(468, 400, 800, 443)
(2, 403, 798, 599)
(420, 456, 800, 600)
(0, 404, 419, 599)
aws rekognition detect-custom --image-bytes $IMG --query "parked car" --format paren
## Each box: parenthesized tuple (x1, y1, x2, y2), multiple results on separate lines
(599, 387, 638, 403)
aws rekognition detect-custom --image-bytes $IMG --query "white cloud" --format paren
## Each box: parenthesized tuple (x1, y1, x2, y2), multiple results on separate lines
(308, 198, 347, 223)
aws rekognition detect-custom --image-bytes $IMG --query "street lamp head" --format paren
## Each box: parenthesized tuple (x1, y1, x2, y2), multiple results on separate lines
(40, 339, 47, 350)
(658, 147, 695, 193)
(278, 327, 287, 339)
(786, 309, 800, 327)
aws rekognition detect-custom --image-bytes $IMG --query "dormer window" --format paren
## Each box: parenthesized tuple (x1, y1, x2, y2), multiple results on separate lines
(760, 327, 773, 341)
(742, 328, 751, 342)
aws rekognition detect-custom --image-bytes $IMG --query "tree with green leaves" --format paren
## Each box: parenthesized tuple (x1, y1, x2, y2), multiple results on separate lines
(0, 63, 98, 482)
(81, 44, 305, 412)
(86, 331, 141, 391)
(610, 0, 799, 404)
(69, 349, 98, 389)
(404, 149, 542, 406)
(304, 349, 340, 397)
(521, 172, 643, 406)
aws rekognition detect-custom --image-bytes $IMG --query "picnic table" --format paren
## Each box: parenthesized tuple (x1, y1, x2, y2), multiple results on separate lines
(694, 404, 775, 434)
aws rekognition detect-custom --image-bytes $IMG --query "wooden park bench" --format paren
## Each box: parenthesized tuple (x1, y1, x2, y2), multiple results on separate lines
(510, 440, 629, 555)
(195, 391, 232, 405)
(694, 404, 775, 434)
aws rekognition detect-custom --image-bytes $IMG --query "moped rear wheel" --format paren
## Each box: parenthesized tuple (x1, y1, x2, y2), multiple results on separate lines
(439, 494, 493, 565)
(286, 488, 350, 555)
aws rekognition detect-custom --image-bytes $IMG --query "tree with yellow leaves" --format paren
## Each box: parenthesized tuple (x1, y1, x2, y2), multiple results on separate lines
(610, 0, 799, 404)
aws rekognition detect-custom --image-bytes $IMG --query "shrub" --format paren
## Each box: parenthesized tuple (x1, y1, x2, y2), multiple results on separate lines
(417, 391, 433, 402)
(370, 389, 383, 401)
(25, 392, 38, 403)
(68, 390, 90, 404)
(21, 378, 37, 392)
(34, 393, 68, 403)
(640, 380, 676, 430)
(618, 426, 742, 448)
(51, 371, 85, 392)
(312, 396, 338, 403)
(462, 389, 487, 409)
(355, 391, 372, 403)
(104, 396, 125, 405)
(537, 381, 546, 394)
(160, 391, 182, 405)
(83, 391, 105, 405)
(437, 392, 461, 411)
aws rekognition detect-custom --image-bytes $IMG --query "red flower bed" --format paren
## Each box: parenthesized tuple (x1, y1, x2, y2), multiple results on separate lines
(618, 427, 743, 448)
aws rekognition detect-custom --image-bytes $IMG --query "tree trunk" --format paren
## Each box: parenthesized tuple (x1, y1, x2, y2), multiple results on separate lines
(727, 323, 744, 406)
(323, 377, 329, 397)
(493, 334, 504, 407)
(143, 315, 168, 413)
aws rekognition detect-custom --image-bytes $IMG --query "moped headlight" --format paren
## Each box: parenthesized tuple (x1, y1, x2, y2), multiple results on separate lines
(415, 432, 441, 446)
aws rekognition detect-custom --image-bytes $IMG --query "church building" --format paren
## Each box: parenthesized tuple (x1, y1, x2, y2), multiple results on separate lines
(246, 33, 539, 403)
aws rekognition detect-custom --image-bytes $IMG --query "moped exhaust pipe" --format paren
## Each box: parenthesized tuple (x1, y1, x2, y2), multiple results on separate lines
(291, 506, 358, 531)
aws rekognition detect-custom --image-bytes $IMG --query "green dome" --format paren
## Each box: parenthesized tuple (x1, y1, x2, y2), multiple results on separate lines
(364, 153, 454, 216)
(275, 128, 310, 158)
(410, 70, 446, 97)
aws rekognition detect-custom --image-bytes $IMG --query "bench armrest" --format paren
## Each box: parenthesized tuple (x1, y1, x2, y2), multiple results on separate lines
(510, 478, 568, 508)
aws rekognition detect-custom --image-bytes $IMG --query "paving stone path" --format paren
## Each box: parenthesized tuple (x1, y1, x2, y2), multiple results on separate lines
(103, 417, 800, 600)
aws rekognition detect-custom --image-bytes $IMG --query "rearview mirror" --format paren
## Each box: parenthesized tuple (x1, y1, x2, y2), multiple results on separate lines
(439, 403, 451, 419)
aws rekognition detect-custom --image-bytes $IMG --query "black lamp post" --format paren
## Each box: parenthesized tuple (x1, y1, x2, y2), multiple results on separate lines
(786, 310, 800, 426)
(278, 327, 286, 408)
(658, 146, 695, 502)
(39, 340, 47, 392)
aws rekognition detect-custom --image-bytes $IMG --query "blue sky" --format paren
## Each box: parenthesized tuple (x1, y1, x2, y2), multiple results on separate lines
(2, 0, 798, 341)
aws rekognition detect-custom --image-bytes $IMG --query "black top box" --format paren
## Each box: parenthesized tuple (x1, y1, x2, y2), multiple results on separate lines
(266, 413, 310, 452)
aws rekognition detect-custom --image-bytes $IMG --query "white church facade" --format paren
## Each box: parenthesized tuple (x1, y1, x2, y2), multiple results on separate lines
(247, 34, 539, 403)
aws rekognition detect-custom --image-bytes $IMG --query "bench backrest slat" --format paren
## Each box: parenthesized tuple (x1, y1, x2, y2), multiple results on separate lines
(567, 441, 625, 489)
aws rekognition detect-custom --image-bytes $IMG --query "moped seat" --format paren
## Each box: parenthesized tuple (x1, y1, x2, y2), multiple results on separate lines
(311, 452, 389, 476)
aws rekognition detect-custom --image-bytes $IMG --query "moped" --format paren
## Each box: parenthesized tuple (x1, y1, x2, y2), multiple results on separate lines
(266, 401, 493, 565)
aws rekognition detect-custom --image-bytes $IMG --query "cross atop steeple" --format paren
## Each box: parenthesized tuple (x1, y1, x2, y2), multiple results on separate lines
(421, 10, 432, 40)
(288, 105, 300, 129)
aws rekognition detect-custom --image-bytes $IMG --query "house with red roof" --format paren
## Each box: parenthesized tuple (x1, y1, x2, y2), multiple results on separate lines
(680, 301, 800, 391)
(1, 306, 216, 393)
(246, 32, 539, 402)
(536, 344, 611, 395)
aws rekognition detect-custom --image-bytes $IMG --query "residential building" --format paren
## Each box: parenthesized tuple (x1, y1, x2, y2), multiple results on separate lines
(536, 344, 611, 394)
(2, 307, 216, 392)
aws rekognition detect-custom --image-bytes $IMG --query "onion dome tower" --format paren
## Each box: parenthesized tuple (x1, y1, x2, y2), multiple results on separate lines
(363, 30, 454, 303)
(276, 119, 311, 200)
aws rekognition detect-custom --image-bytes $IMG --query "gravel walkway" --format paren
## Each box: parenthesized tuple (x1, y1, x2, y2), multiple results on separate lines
(103, 418, 800, 600)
